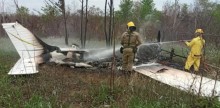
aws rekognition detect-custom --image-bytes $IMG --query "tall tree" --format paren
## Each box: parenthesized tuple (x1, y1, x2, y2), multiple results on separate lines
(116, 0, 133, 22)
(139, 0, 154, 21)
(13, 0, 19, 10)
(16, 6, 29, 24)
(41, 1, 60, 21)
(0, 0, 6, 37)
(180, 3, 188, 19)
(131, 1, 141, 24)
(13, 0, 29, 24)
(84, 0, 88, 48)
(80, 0, 84, 48)
(213, 4, 220, 23)
(41, 0, 61, 35)
(104, 0, 108, 47)
(43, 0, 68, 44)
(41, 0, 68, 44)
(108, 0, 113, 46)
(193, 0, 213, 29)
(57, 0, 68, 45)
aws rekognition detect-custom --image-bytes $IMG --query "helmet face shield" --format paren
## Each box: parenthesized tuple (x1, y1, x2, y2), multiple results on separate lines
(129, 26, 136, 31)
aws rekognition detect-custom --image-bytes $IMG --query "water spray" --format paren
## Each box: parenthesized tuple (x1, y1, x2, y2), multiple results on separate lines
(85, 46, 121, 61)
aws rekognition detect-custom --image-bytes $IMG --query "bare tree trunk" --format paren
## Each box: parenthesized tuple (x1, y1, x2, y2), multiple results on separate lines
(108, 0, 113, 47)
(13, 0, 19, 10)
(0, 0, 6, 37)
(1, 0, 6, 23)
(111, 6, 115, 93)
(195, 17, 197, 29)
(172, 0, 178, 41)
(64, 13, 68, 45)
(80, 0, 84, 48)
(111, 8, 114, 46)
(60, 0, 68, 45)
(84, 0, 88, 48)
(14, 0, 20, 24)
(13, 0, 25, 24)
(172, 0, 178, 29)
(104, 0, 108, 47)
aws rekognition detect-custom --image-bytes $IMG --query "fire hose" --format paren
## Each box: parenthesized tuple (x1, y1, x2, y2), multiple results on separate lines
(161, 48, 220, 71)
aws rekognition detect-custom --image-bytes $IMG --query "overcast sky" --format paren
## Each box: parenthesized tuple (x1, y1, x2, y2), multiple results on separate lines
(1, 0, 219, 14)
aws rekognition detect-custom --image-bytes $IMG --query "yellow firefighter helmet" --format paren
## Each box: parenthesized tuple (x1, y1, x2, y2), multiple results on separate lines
(127, 21, 135, 28)
(127, 21, 136, 31)
(195, 29, 204, 34)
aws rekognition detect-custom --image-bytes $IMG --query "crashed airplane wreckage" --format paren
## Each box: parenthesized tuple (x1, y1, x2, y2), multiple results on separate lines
(2, 22, 160, 75)
(2, 22, 220, 100)
(2, 22, 92, 75)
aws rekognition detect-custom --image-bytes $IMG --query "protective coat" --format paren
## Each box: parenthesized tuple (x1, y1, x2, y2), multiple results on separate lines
(121, 31, 142, 71)
(185, 36, 205, 71)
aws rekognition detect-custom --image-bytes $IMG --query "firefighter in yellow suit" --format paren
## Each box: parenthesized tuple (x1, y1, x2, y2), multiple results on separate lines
(121, 21, 142, 73)
(184, 29, 205, 72)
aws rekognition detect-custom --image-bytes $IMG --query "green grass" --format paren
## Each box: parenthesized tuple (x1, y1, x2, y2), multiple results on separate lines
(0, 38, 59, 108)
(24, 94, 54, 108)
(205, 44, 220, 66)
(90, 84, 115, 106)
(87, 75, 220, 108)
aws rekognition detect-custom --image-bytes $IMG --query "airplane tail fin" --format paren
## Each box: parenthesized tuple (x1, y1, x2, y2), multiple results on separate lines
(2, 22, 57, 75)
(2, 22, 44, 58)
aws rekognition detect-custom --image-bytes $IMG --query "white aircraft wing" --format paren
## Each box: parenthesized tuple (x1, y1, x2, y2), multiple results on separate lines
(135, 63, 220, 99)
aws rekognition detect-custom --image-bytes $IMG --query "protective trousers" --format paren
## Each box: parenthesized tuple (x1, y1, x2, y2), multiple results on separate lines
(122, 48, 134, 72)
(184, 54, 201, 72)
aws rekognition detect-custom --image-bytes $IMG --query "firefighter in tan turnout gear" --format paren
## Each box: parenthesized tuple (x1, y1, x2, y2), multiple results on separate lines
(184, 29, 205, 72)
(120, 21, 142, 74)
